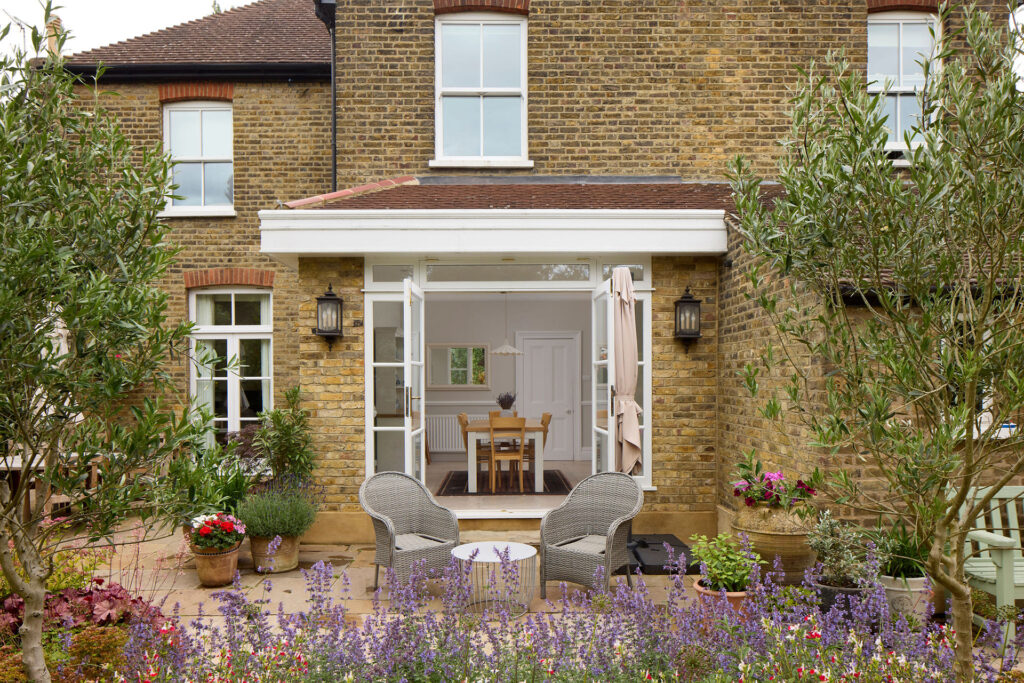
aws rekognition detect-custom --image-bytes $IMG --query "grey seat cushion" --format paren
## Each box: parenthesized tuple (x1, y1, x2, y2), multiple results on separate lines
(394, 533, 448, 552)
(554, 534, 606, 555)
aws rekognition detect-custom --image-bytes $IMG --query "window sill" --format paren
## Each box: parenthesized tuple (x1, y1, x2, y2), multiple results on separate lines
(428, 158, 535, 169)
(159, 206, 237, 218)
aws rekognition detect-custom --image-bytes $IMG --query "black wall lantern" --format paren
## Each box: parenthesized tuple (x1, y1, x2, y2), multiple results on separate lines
(313, 284, 343, 348)
(674, 287, 702, 345)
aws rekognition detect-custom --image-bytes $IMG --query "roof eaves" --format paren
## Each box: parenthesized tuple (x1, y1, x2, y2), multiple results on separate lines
(63, 61, 330, 82)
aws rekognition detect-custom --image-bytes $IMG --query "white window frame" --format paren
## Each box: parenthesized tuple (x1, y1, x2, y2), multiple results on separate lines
(188, 288, 273, 436)
(431, 12, 532, 169)
(427, 343, 490, 390)
(867, 11, 939, 152)
(161, 101, 236, 217)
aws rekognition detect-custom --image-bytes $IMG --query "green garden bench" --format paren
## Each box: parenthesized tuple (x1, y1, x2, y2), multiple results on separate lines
(964, 486, 1024, 641)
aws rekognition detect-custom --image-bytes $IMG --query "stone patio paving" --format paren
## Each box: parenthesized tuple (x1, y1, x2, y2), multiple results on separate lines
(94, 527, 697, 626)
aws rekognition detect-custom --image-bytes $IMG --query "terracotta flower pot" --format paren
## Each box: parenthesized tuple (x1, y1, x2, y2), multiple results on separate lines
(191, 542, 241, 587)
(880, 575, 931, 621)
(249, 535, 300, 573)
(731, 507, 815, 585)
(693, 579, 749, 613)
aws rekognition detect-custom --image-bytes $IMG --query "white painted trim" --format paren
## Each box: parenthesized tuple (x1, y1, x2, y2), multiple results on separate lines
(160, 206, 236, 218)
(429, 159, 535, 168)
(260, 209, 728, 258)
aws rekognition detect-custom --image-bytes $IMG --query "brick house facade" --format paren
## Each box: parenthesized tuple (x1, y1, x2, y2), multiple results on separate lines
(64, 0, 1002, 542)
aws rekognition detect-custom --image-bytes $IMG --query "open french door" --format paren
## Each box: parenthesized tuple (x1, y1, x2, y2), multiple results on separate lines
(403, 278, 427, 482)
(591, 278, 615, 474)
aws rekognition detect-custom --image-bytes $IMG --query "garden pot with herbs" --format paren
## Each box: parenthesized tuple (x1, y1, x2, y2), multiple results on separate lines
(729, 453, 821, 584)
(190, 513, 247, 587)
(238, 485, 319, 573)
(875, 522, 932, 621)
(807, 510, 878, 612)
(689, 532, 761, 613)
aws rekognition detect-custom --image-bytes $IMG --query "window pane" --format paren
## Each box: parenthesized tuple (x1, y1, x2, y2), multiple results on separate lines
(168, 110, 201, 158)
(450, 347, 468, 370)
(482, 97, 521, 157)
(442, 97, 481, 157)
(635, 301, 644, 362)
(441, 24, 480, 87)
(429, 347, 448, 385)
(450, 369, 468, 385)
(372, 265, 413, 282)
(239, 379, 270, 419)
(482, 24, 521, 88)
(239, 338, 270, 377)
(601, 264, 645, 281)
(899, 93, 921, 142)
(194, 293, 232, 326)
(472, 347, 486, 384)
(427, 263, 591, 282)
(213, 379, 228, 417)
(372, 301, 403, 362)
(374, 366, 404, 417)
(171, 163, 202, 206)
(202, 109, 232, 158)
(203, 162, 233, 206)
(867, 23, 899, 86)
(901, 23, 932, 89)
(882, 94, 898, 143)
(234, 293, 268, 326)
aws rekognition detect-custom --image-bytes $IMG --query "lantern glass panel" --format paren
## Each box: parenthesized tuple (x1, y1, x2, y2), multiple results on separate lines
(317, 295, 341, 334)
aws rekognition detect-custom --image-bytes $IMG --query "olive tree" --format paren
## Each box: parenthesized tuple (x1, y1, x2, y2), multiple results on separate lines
(0, 15, 199, 681)
(728, 5, 1024, 680)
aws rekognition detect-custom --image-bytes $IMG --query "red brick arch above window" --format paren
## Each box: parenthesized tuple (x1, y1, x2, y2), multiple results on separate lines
(184, 268, 274, 289)
(867, 0, 938, 13)
(434, 0, 528, 16)
(158, 82, 234, 104)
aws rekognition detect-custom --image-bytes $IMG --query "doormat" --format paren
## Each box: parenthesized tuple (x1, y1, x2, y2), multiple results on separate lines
(629, 534, 700, 575)
(436, 469, 573, 496)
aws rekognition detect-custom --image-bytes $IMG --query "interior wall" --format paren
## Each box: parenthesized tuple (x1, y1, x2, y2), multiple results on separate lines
(425, 294, 591, 457)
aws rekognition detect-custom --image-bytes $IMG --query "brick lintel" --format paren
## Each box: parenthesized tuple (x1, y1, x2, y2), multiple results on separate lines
(184, 267, 274, 289)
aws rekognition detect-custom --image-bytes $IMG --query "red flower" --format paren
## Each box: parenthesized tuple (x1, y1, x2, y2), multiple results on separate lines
(744, 496, 755, 507)
(220, 521, 234, 532)
(199, 526, 212, 536)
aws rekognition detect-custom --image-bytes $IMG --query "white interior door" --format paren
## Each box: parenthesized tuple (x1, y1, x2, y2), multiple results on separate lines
(403, 279, 427, 483)
(591, 279, 614, 474)
(516, 332, 579, 461)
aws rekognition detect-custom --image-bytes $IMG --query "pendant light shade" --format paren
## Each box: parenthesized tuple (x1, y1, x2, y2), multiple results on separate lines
(493, 292, 522, 356)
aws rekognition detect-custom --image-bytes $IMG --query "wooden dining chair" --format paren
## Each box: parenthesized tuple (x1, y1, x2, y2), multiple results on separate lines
(523, 412, 551, 477)
(457, 413, 490, 489)
(489, 416, 527, 493)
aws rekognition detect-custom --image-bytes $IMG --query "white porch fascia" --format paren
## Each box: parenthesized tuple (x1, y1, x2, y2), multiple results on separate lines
(258, 208, 728, 268)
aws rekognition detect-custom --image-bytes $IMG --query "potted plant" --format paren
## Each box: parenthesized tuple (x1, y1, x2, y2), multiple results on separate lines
(495, 392, 516, 416)
(806, 510, 879, 612)
(237, 486, 319, 573)
(729, 452, 822, 584)
(189, 512, 247, 587)
(689, 533, 761, 612)
(254, 387, 316, 482)
(874, 522, 932, 621)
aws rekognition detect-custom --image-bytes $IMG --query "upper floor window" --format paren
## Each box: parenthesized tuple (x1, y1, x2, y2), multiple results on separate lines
(867, 12, 937, 150)
(432, 14, 531, 168)
(163, 101, 234, 216)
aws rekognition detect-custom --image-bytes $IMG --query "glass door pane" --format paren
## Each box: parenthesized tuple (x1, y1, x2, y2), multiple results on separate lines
(592, 278, 615, 474)
(404, 279, 427, 482)
(370, 298, 405, 474)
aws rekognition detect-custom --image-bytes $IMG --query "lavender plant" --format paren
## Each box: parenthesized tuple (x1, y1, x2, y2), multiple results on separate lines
(110, 548, 1023, 682)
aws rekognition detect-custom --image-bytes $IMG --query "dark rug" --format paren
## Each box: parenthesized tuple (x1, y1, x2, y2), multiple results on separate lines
(436, 469, 573, 496)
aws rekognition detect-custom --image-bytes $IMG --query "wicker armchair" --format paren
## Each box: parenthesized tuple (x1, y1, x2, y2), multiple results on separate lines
(539, 472, 643, 598)
(359, 471, 460, 589)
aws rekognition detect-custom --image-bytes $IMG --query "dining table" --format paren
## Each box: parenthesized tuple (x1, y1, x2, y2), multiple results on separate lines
(464, 419, 546, 493)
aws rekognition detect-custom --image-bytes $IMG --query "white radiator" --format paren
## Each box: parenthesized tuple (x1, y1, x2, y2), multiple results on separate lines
(425, 414, 486, 452)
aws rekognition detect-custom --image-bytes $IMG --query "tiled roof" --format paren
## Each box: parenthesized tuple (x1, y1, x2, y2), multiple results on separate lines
(65, 0, 329, 70)
(285, 176, 783, 211)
